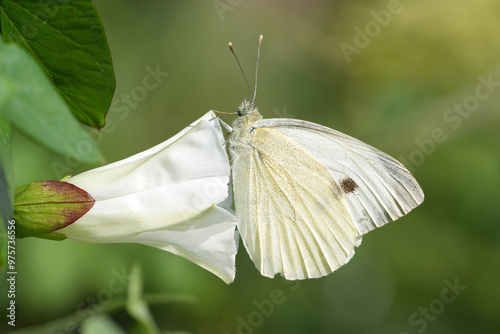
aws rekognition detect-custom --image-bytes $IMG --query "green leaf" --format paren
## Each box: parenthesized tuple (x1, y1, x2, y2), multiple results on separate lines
(13, 180, 95, 238)
(126, 264, 161, 334)
(0, 0, 115, 128)
(0, 84, 14, 220)
(0, 85, 14, 275)
(0, 40, 103, 163)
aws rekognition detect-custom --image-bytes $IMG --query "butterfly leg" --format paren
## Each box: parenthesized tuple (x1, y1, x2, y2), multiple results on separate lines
(207, 112, 234, 148)
(209, 112, 234, 133)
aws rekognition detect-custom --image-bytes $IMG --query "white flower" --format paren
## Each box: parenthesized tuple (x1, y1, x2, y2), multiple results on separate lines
(59, 112, 238, 283)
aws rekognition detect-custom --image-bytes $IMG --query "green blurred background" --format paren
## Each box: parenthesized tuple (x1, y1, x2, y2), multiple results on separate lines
(2, 0, 500, 333)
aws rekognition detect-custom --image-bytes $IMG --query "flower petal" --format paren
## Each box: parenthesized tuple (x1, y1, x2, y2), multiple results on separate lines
(126, 205, 238, 283)
(59, 112, 238, 282)
(65, 111, 227, 200)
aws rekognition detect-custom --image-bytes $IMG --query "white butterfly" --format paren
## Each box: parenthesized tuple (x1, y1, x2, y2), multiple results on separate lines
(221, 36, 424, 280)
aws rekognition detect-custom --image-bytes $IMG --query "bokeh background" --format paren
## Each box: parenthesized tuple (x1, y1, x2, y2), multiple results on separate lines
(2, 0, 500, 333)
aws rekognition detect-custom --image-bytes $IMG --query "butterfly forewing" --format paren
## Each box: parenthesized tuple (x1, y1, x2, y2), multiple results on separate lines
(254, 118, 425, 235)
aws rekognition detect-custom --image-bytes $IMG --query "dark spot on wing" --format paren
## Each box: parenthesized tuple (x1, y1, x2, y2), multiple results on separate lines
(340, 177, 358, 194)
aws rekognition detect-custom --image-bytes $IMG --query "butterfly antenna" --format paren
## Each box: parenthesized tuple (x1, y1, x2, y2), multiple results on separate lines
(229, 42, 253, 100)
(252, 34, 263, 104)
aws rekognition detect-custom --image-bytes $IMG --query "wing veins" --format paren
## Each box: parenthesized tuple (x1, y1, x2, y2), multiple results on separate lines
(252, 147, 312, 276)
(256, 146, 353, 271)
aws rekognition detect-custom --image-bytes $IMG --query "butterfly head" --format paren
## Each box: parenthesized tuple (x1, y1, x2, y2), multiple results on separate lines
(238, 99, 257, 117)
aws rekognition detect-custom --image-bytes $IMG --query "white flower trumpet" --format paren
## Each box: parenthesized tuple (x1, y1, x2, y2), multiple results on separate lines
(59, 111, 238, 283)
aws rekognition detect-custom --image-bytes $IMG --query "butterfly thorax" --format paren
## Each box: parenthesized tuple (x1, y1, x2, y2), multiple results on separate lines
(229, 99, 263, 163)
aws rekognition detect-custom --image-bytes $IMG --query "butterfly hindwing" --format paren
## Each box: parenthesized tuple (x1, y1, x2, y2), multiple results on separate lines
(232, 126, 358, 279)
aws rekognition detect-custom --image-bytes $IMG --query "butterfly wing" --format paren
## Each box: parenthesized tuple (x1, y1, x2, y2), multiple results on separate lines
(232, 126, 358, 279)
(254, 118, 424, 235)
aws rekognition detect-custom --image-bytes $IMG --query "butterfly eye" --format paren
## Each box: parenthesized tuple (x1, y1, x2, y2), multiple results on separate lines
(237, 100, 251, 117)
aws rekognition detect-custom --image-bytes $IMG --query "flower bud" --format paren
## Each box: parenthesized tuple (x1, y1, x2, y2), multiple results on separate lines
(13, 180, 94, 239)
